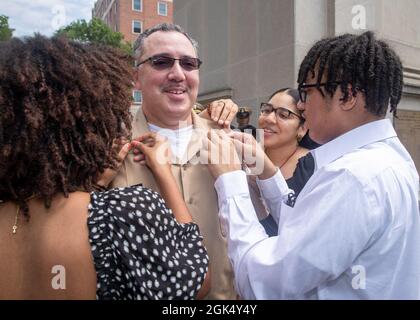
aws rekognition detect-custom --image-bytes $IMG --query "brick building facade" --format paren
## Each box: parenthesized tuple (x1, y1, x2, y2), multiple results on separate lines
(92, 0, 173, 43)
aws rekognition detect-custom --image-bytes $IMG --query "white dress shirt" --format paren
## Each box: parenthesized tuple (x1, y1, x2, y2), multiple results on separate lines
(215, 119, 420, 299)
(148, 123, 193, 160)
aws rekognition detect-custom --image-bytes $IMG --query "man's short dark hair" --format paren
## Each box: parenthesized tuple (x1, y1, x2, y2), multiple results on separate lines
(297, 31, 403, 117)
(133, 23, 199, 64)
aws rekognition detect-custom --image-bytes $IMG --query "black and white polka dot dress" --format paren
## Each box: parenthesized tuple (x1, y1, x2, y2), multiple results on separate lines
(87, 184, 209, 300)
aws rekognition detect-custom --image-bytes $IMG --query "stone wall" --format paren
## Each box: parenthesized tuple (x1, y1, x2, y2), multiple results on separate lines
(175, 0, 420, 170)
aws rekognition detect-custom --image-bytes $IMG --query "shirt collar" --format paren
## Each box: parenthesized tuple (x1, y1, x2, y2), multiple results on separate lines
(134, 106, 205, 164)
(311, 119, 397, 171)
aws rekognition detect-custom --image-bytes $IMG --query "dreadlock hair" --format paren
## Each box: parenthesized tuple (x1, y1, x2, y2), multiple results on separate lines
(0, 34, 133, 217)
(297, 31, 403, 117)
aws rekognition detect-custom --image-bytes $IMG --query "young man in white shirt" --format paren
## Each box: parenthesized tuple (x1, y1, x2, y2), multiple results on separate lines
(206, 31, 420, 299)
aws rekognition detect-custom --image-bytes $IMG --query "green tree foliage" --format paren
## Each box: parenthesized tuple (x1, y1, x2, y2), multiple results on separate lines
(0, 15, 14, 41)
(56, 18, 132, 55)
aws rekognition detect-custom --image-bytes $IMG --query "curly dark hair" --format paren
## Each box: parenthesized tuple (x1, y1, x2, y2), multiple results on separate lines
(0, 34, 133, 217)
(297, 31, 403, 117)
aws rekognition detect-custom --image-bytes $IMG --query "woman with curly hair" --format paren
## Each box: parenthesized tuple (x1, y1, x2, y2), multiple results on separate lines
(0, 35, 209, 299)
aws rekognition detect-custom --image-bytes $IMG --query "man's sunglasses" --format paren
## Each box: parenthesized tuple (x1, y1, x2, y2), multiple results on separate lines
(137, 55, 202, 71)
(260, 103, 303, 122)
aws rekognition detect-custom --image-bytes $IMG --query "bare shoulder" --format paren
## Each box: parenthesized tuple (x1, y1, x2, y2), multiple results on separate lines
(43, 192, 97, 298)
(46, 192, 93, 248)
(37, 192, 94, 264)
(0, 192, 96, 299)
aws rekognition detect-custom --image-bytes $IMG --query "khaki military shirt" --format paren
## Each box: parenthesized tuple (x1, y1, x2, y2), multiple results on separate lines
(112, 107, 236, 299)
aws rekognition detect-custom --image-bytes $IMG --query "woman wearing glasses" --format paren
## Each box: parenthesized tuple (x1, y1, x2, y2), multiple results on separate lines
(249, 88, 317, 236)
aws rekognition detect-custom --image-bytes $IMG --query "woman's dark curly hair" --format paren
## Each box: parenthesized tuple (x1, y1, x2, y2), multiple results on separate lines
(0, 34, 133, 216)
(297, 31, 403, 117)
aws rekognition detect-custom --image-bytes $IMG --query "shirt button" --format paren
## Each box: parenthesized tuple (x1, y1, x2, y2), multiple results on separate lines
(188, 198, 194, 204)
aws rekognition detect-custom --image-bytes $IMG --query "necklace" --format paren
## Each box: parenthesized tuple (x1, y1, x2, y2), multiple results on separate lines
(279, 146, 299, 169)
(11, 196, 36, 235)
(12, 204, 20, 235)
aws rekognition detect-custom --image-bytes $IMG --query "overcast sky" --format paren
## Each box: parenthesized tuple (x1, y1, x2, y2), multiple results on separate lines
(1, 0, 97, 37)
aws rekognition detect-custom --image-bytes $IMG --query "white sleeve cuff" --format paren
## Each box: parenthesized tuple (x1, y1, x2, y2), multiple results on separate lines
(256, 169, 290, 200)
(214, 170, 250, 200)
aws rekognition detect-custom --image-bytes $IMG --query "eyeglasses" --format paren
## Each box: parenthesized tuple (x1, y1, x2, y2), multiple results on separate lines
(260, 103, 303, 121)
(298, 82, 341, 103)
(137, 55, 202, 71)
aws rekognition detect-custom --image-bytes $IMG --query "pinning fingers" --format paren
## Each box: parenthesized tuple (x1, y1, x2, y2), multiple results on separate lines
(210, 100, 225, 122)
(218, 101, 236, 125)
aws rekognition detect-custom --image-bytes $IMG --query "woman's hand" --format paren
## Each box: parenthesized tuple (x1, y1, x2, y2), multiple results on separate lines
(199, 99, 239, 129)
(96, 137, 131, 188)
(130, 132, 171, 174)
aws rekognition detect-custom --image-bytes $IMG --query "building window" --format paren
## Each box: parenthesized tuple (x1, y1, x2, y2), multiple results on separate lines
(132, 0, 142, 12)
(158, 2, 168, 16)
(132, 20, 142, 34)
(133, 90, 142, 104)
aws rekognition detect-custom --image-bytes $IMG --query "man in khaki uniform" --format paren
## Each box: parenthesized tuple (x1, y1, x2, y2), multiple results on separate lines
(111, 23, 238, 299)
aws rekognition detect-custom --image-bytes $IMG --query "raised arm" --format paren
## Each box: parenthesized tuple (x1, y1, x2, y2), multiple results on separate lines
(95, 137, 131, 189)
(131, 133, 192, 223)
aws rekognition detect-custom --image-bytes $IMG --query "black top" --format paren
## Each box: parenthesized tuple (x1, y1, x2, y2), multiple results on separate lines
(260, 152, 315, 236)
(87, 185, 208, 300)
(299, 132, 321, 150)
(286, 152, 315, 198)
